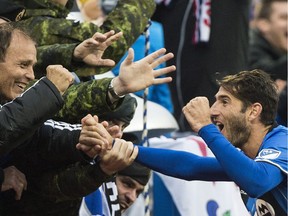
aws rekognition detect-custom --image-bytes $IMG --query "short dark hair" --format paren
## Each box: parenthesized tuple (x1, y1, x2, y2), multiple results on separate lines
(0, 22, 34, 62)
(217, 69, 279, 126)
(257, 0, 287, 20)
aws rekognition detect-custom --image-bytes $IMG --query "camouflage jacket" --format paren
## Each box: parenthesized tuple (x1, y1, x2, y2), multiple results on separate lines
(12, 0, 156, 78)
(0, 161, 113, 216)
(54, 77, 124, 123)
(0, 78, 125, 216)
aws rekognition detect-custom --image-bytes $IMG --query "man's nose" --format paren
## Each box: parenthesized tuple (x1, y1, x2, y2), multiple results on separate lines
(25, 67, 35, 80)
(210, 102, 218, 113)
(127, 190, 137, 203)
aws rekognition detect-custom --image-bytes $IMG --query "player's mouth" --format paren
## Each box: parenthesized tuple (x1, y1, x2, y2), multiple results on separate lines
(212, 119, 224, 132)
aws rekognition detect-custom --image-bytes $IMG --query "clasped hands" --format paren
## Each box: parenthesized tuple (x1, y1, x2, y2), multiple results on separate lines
(77, 114, 138, 175)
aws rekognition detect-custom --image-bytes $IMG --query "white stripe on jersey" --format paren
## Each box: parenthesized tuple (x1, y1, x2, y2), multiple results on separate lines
(44, 119, 82, 131)
(255, 159, 288, 175)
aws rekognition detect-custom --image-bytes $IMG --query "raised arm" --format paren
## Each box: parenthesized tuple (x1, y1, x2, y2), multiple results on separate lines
(0, 65, 73, 155)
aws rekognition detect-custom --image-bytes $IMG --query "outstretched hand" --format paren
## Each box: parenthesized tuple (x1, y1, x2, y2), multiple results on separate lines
(73, 30, 123, 67)
(112, 48, 176, 96)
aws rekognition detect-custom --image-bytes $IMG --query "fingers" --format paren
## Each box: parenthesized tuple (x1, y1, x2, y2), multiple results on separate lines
(79, 130, 109, 144)
(130, 145, 139, 161)
(152, 76, 173, 85)
(2, 166, 27, 200)
(106, 125, 122, 139)
(145, 48, 167, 64)
(91, 30, 122, 45)
(79, 123, 110, 146)
(79, 114, 115, 157)
(84, 116, 99, 126)
(153, 65, 176, 79)
(46, 65, 74, 95)
(92, 32, 108, 42)
(150, 52, 174, 69)
(104, 31, 123, 46)
(95, 59, 116, 67)
(100, 120, 109, 128)
(103, 30, 115, 37)
(123, 48, 135, 66)
(84, 38, 100, 46)
(76, 143, 101, 158)
(92, 115, 99, 123)
(120, 140, 134, 157)
(81, 114, 93, 125)
(14, 182, 26, 200)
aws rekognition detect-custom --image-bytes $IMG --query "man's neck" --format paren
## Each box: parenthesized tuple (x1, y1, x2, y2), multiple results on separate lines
(241, 124, 272, 159)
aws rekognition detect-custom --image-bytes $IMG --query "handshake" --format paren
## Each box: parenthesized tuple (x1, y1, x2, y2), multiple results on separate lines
(77, 114, 138, 176)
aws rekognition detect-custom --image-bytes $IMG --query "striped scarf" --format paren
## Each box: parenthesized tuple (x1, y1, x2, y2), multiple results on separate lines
(155, 0, 211, 44)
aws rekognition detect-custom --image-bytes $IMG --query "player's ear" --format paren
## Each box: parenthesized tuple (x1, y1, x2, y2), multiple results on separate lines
(248, 102, 262, 122)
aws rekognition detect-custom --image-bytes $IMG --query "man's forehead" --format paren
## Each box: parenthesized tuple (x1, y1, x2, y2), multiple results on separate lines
(6, 33, 37, 62)
(9, 33, 36, 51)
(215, 87, 230, 97)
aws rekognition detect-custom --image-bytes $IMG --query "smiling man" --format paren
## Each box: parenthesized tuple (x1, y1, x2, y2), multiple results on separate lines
(135, 69, 287, 216)
(0, 19, 176, 215)
(0, 25, 36, 103)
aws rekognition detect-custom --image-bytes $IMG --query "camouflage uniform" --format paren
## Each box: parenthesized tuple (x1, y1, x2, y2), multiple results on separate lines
(55, 77, 120, 123)
(1, 161, 113, 216)
(11, 0, 156, 77)
(0, 78, 130, 216)
(0, 95, 137, 216)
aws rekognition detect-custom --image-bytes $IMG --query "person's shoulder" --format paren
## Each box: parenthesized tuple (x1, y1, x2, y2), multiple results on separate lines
(260, 125, 287, 152)
(270, 125, 288, 138)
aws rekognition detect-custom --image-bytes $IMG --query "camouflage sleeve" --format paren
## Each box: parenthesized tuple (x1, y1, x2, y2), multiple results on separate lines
(16, 0, 156, 77)
(35, 43, 77, 78)
(34, 162, 113, 201)
(54, 77, 123, 123)
(92, 0, 156, 76)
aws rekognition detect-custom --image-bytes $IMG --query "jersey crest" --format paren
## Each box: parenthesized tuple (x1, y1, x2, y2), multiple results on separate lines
(257, 149, 281, 160)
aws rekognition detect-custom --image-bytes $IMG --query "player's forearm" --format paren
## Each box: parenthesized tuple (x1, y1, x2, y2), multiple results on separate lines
(136, 146, 228, 181)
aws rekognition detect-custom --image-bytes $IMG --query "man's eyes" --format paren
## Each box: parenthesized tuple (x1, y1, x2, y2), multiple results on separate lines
(20, 63, 29, 68)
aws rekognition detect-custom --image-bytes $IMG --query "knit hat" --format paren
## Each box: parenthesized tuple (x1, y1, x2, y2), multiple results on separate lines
(99, 94, 137, 125)
(118, 162, 151, 186)
(0, 0, 25, 22)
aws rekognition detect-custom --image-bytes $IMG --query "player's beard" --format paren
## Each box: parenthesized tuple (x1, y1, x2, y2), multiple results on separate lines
(225, 112, 251, 149)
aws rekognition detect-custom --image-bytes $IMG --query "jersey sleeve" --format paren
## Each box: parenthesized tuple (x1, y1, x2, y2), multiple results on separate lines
(199, 124, 286, 198)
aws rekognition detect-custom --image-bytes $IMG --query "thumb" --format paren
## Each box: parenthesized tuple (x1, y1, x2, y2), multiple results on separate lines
(81, 114, 93, 125)
(123, 48, 134, 66)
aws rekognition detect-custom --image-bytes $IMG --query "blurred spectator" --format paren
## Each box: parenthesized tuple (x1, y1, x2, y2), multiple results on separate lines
(249, 0, 287, 83)
(249, 0, 287, 125)
(152, 0, 250, 131)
